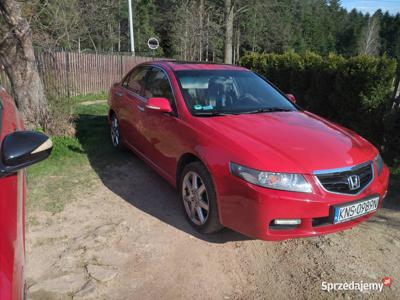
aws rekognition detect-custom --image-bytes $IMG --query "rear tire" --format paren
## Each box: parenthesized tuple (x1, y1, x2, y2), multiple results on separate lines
(179, 161, 223, 233)
(110, 114, 124, 150)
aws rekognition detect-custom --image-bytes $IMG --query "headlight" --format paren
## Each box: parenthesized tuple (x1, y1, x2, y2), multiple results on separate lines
(229, 162, 312, 193)
(374, 153, 384, 176)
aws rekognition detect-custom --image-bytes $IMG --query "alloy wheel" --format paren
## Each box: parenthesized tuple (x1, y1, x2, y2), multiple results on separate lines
(182, 171, 210, 225)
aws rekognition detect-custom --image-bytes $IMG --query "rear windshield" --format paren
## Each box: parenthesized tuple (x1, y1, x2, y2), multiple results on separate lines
(174, 70, 296, 115)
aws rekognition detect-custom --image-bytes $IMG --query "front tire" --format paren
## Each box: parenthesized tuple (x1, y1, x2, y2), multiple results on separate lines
(179, 162, 223, 233)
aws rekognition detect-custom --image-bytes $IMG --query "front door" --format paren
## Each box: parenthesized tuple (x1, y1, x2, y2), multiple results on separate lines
(140, 67, 183, 178)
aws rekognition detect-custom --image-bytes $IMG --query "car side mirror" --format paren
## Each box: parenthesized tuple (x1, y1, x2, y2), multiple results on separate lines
(0, 131, 52, 177)
(286, 93, 297, 104)
(146, 97, 173, 113)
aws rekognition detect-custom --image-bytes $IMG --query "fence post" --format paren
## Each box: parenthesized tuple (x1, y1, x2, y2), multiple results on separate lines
(66, 51, 70, 98)
(120, 54, 123, 78)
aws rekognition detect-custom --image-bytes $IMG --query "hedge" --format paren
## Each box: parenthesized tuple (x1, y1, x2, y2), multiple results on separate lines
(239, 51, 398, 165)
(383, 106, 400, 166)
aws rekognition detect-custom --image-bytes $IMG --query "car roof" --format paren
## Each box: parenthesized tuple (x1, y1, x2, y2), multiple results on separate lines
(144, 60, 249, 72)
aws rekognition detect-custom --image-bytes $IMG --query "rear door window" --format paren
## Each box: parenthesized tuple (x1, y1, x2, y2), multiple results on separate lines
(122, 67, 149, 96)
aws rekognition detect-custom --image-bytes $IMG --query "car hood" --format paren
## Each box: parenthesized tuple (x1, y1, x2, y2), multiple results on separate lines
(196, 111, 377, 174)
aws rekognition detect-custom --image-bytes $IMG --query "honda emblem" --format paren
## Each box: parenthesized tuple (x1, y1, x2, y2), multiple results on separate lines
(348, 175, 361, 190)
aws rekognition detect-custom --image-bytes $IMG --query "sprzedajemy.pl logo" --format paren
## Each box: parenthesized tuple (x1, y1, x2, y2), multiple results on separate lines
(321, 277, 392, 293)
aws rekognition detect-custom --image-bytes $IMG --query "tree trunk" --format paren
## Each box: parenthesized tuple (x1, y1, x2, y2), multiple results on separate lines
(199, 0, 204, 61)
(0, 0, 47, 127)
(224, 0, 234, 64)
(118, 22, 121, 52)
(393, 73, 400, 111)
(205, 15, 209, 62)
(236, 27, 240, 64)
(359, 16, 380, 56)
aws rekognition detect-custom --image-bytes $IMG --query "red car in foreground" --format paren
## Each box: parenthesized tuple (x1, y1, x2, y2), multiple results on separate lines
(0, 86, 52, 299)
(108, 61, 389, 241)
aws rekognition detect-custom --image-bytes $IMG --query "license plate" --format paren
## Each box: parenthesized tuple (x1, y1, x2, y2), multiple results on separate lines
(331, 196, 379, 224)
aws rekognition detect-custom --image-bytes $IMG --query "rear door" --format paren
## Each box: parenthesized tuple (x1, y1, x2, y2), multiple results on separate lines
(117, 66, 150, 150)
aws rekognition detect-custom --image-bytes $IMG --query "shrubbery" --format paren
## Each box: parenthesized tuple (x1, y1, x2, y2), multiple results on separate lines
(240, 51, 398, 165)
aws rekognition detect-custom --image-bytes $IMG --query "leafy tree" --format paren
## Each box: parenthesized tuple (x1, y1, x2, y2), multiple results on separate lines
(12, 0, 400, 63)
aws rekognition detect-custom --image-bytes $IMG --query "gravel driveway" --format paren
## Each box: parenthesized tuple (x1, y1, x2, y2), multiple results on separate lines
(26, 151, 400, 299)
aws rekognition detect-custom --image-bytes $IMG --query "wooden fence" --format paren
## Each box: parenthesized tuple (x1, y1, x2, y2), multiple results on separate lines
(0, 52, 156, 97)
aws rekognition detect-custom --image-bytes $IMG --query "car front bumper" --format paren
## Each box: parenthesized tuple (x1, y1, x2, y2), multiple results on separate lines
(216, 165, 390, 241)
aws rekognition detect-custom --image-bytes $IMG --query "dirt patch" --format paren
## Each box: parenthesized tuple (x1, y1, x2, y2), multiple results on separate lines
(26, 152, 400, 299)
(79, 100, 107, 106)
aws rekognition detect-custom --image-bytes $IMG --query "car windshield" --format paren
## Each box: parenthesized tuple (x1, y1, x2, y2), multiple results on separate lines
(174, 70, 297, 116)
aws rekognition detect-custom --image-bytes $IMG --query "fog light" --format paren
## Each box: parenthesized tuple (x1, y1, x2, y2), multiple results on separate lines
(274, 219, 301, 225)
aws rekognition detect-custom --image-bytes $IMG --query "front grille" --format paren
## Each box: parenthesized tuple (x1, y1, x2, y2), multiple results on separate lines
(315, 162, 373, 195)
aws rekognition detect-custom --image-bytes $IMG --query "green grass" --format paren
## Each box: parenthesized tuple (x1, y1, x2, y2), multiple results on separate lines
(71, 92, 107, 103)
(27, 103, 111, 213)
(27, 137, 91, 213)
(74, 103, 109, 115)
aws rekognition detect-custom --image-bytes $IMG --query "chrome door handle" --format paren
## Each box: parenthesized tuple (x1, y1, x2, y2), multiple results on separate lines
(137, 105, 145, 112)
(116, 92, 123, 97)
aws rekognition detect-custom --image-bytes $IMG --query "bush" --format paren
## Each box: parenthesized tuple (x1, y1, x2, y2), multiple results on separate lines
(383, 104, 400, 166)
(40, 69, 76, 136)
(240, 51, 398, 163)
(43, 95, 75, 136)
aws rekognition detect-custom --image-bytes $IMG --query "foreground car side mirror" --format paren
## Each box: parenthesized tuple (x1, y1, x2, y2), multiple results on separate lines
(286, 93, 297, 104)
(0, 131, 53, 177)
(146, 97, 173, 113)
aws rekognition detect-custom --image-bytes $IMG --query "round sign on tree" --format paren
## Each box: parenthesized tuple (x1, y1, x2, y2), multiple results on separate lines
(147, 37, 159, 50)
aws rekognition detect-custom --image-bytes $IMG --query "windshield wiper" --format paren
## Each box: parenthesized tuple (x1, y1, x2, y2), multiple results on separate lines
(241, 107, 292, 114)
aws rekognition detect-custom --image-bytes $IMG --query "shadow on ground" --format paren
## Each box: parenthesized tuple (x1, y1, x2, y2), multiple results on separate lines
(75, 113, 249, 244)
(383, 173, 400, 211)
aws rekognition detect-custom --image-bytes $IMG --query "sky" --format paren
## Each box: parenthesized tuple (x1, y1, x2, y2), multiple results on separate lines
(341, 0, 400, 14)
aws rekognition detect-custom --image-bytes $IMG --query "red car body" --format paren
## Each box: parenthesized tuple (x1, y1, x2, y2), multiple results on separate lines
(0, 86, 52, 299)
(108, 61, 389, 241)
(0, 87, 25, 300)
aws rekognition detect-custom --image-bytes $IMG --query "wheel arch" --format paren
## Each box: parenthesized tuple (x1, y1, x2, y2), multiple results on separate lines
(108, 109, 116, 122)
(176, 153, 206, 185)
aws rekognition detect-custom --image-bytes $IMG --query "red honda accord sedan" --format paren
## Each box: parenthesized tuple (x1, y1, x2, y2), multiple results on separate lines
(108, 61, 389, 241)
(0, 86, 52, 299)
